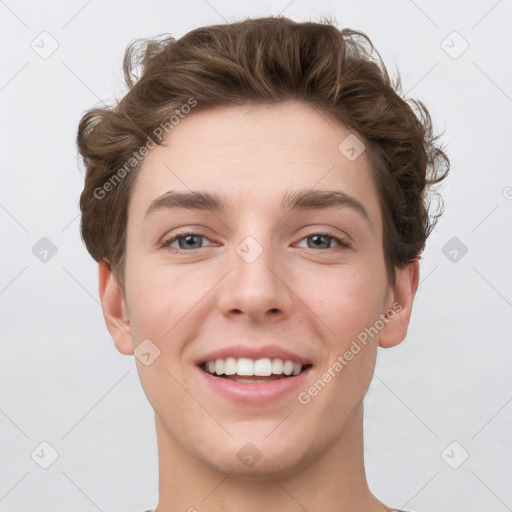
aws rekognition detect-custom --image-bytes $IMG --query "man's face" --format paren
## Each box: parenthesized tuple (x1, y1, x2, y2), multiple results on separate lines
(117, 101, 396, 476)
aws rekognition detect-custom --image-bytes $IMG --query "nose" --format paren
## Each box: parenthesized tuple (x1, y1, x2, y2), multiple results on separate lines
(216, 234, 294, 323)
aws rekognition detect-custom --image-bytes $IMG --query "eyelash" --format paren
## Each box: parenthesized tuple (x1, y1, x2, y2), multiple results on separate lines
(160, 230, 350, 254)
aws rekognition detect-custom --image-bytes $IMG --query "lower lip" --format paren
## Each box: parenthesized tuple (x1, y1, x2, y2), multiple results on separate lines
(197, 366, 313, 404)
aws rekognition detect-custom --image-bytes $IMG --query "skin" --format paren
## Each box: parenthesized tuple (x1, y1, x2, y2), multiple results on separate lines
(99, 101, 419, 512)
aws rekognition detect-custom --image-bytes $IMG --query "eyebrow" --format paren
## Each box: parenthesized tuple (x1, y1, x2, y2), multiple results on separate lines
(144, 189, 370, 223)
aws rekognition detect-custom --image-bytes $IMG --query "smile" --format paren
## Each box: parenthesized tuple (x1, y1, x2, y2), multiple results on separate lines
(201, 357, 312, 382)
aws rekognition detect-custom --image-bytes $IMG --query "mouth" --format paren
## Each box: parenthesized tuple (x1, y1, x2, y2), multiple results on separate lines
(199, 357, 313, 383)
(195, 345, 314, 403)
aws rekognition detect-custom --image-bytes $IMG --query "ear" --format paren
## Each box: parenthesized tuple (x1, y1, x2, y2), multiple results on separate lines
(98, 259, 134, 355)
(378, 259, 420, 348)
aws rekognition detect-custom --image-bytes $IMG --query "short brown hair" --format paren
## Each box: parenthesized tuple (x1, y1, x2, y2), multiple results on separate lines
(77, 16, 449, 288)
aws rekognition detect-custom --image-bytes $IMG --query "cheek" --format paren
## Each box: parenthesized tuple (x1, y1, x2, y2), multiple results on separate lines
(303, 264, 387, 400)
(304, 263, 388, 333)
(124, 259, 186, 336)
(124, 260, 212, 385)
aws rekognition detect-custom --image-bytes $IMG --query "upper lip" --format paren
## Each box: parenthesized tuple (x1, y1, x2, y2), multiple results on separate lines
(195, 345, 312, 366)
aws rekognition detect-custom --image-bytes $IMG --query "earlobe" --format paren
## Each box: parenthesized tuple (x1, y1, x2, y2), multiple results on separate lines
(378, 259, 420, 348)
(98, 259, 134, 355)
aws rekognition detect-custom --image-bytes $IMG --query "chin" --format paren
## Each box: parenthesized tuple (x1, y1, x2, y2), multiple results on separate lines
(195, 428, 315, 479)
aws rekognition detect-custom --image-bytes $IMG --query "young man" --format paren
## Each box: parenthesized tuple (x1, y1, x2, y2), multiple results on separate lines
(77, 16, 449, 512)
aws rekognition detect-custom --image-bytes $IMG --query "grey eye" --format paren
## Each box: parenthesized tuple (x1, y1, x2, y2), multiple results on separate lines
(176, 234, 204, 250)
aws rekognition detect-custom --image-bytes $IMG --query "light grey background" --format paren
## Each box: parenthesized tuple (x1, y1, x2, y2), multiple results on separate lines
(1, 0, 511, 511)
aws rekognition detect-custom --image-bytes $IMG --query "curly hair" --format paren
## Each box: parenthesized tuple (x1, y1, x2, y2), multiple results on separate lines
(77, 15, 449, 289)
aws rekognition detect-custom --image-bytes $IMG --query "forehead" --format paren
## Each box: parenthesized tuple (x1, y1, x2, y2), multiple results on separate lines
(128, 101, 381, 226)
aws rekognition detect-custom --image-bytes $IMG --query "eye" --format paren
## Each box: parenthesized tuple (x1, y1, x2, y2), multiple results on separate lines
(160, 230, 350, 254)
(161, 233, 213, 252)
(296, 231, 350, 250)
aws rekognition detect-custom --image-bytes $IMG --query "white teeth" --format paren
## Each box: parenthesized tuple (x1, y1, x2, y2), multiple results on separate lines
(254, 358, 272, 376)
(224, 357, 237, 375)
(282, 360, 294, 375)
(292, 362, 302, 376)
(203, 357, 306, 377)
(237, 357, 254, 376)
(215, 359, 224, 376)
(271, 358, 283, 374)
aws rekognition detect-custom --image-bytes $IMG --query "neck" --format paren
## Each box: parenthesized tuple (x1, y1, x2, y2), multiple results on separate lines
(154, 404, 391, 512)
